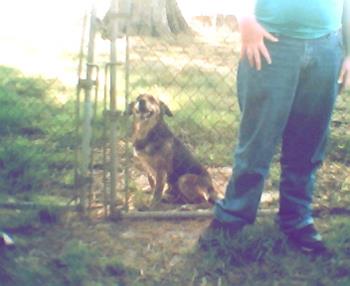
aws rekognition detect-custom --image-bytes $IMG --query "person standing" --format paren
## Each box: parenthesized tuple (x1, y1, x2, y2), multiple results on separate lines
(200, 0, 350, 255)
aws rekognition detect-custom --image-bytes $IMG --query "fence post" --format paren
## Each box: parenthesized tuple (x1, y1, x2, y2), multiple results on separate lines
(78, 7, 97, 213)
(74, 11, 87, 206)
(123, 12, 131, 212)
(108, 0, 119, 215)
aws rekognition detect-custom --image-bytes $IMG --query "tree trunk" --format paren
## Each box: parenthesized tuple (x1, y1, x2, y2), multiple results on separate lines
(104, 0, 190, 37)
(166, 0, 190, 34)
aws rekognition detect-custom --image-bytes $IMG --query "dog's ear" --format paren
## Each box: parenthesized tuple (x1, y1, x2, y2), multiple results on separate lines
(126, 102, 135, 116)
(160, 101, 173, 117)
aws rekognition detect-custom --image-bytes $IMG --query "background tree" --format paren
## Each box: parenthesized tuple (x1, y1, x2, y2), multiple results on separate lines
(103, 0, 191, 37)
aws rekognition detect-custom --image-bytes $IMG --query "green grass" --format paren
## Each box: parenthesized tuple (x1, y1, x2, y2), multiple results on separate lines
(0, 66, 75, 194)
(0, 209, 139, 286)
(2, 213, 350, 286)
(163, 218, 350, 286)
(0, 137, 49, 193)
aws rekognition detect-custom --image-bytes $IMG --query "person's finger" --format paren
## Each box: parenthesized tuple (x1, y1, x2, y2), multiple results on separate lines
(338, 66, 345, 84)
(344, 72, 350, 90)
(246, 46, 255, 68)
(253, 48, 262, 70)
(259, 43, 272, 65)
(263, 31, 279, 42)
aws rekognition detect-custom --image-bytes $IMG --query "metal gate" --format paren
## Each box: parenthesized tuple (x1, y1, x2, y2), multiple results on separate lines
(74, 2, 241, 219)
(74, 2, 350, 220)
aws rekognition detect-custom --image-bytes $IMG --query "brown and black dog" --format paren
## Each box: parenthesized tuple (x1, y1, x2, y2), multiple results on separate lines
(128, 94, 218, 207)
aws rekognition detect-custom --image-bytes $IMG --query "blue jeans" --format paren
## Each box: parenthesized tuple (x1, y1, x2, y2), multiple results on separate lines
(214, 30, 344, 232)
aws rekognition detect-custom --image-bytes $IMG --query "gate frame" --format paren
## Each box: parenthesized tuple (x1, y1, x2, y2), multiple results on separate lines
(75, 1, 268, 221)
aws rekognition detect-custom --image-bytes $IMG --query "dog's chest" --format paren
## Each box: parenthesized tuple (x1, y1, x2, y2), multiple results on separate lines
(133, 147, 157, 177)
(133, 137, 173, 176)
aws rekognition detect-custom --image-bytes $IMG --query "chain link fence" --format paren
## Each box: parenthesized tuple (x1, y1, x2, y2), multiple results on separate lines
(73, 10, 241, 218)
(2, 5, 349, 220)
(73, 8, 350, 219)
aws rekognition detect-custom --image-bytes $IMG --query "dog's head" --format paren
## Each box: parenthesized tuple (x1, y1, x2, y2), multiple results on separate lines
(128, 94, 172, 121)
(128, 94, 173, 140)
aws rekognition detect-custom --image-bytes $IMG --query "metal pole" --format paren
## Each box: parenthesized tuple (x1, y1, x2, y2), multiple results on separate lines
(79, 7, 97, 213)
(111, 208, 278, 221)
(108, 0, 119, 215)
(120, 210, 214, 220)
(88, 64, 100, 214)
(102, 64, 110, 217)
(74, 11, 88, 204)
(123, 15, 130, 211)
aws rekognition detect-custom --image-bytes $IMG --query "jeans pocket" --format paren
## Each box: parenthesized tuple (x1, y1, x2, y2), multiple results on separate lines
(333, 30, 344, 50)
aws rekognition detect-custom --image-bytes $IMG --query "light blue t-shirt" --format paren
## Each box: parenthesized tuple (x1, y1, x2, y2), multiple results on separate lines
(255, 0, 344, 39)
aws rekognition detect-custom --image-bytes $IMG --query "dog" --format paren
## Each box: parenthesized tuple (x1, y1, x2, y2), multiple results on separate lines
(128, 94, 218, 207)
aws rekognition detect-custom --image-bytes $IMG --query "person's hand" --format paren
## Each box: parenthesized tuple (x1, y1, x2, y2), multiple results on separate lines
(338, 56, 350, 91)
(239, 16, 279, 71)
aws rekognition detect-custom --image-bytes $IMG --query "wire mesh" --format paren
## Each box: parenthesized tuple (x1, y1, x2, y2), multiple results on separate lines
(2, 4, 348, 219)
(75, 6, 350, 219)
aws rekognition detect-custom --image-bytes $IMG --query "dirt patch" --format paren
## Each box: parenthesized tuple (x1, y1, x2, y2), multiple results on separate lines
(30, 214, 210, 285)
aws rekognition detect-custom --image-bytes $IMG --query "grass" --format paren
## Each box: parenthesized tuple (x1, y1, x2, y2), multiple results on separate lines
(0, 66, 76, 195)
(1, 212, 350, 285)
(0, 32, 350, 285)
(0, 208, 140, 286)
(162, 218, 350, 286)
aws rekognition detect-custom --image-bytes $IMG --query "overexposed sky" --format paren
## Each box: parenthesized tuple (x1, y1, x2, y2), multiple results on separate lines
(0, 0, 241, 82)
(0, 0, 240, 37)
(178, 0, 240, 17)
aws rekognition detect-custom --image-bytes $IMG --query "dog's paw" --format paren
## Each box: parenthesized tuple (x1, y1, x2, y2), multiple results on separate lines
(137, 205, 151, 211)
(160, 191, 182, 204)
(149, 199, 161, 209)
(141, 186, 153, 193)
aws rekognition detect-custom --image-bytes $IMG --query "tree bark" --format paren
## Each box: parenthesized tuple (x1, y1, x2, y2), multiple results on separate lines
(104, 0, 190, 37)
(166, 0, 190, 34)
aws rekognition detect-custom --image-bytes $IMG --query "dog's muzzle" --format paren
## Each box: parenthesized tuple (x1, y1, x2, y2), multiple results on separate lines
(139, 110, 154, 120)
(135, 101, 154, 120)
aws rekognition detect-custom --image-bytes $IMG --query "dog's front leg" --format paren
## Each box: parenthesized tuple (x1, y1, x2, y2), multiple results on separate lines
(151, 170, 166, 206)
(147, 174, 155, 190)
